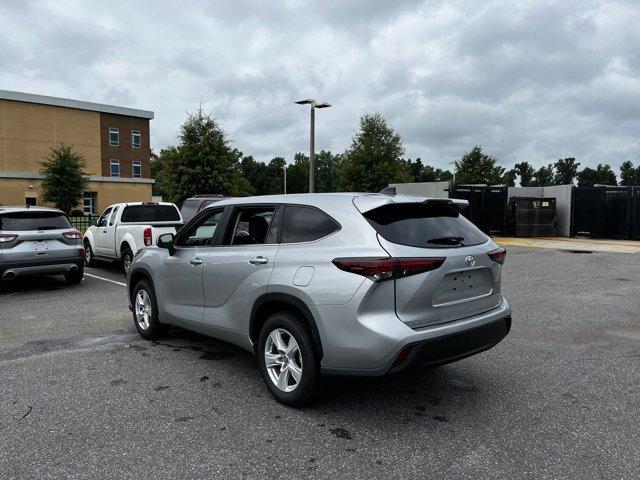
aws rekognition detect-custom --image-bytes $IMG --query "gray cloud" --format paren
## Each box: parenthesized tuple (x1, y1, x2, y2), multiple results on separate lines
(0, 0, 639, 172)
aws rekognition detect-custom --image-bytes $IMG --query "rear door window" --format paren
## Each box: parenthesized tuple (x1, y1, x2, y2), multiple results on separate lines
(121, 204, 181, 223)
(223, 207, 276, 245)
(363, 202, 488, 248)
(0, 211, 72, 231)
(280, 206, 340, 243)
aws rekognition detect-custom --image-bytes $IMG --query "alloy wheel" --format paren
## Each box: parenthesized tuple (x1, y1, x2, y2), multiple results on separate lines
(264, 328, 303, 392)
(135, 289, 152, 330)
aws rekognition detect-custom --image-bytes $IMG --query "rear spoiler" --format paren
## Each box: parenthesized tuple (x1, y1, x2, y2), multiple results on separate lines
(356, 193, 469, 213)
(424, 198, 469, 212)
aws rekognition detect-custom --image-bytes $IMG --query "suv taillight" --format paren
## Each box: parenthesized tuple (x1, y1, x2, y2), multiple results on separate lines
(62, 230, 82, 239)
(143, 227, 152, 246)
(332, 257, 445, 281)
(487, 247, 507, 264)
(0, 234, 18, 243)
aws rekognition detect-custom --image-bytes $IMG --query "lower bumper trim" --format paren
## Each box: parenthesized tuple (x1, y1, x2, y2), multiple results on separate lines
(393, 316, 511, 372)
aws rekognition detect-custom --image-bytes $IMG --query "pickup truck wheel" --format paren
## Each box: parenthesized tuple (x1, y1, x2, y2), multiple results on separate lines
(121, 247, 133, 275)
(258, 312, 320, 407)
(84, 241, 96, 267)
(132, 279, 168, 339)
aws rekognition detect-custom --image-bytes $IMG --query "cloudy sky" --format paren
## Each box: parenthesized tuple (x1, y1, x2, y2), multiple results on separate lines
(1, 0, 639, 172)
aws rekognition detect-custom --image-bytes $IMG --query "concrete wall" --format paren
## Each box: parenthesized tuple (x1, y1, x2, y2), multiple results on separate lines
(541, 185, 573, 237)
(508, 184, 574, 237)
(389, 181, 450, 198)
(0, 99, 102, 175)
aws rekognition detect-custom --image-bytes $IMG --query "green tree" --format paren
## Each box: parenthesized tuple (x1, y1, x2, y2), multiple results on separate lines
(39, 143, 88, 213)
(512, 162, 535, 187)
(453, 146, 506, 185)
(503, 169, 517, 187)
(315, 150, 342, 192)
(577, 164, 617, 186)
(554, 157, 580, 185)
(403, 158, 453, 183)
(619, 161, 640, 186)
(338, 113, 410, 192)
(286, 153, 310, 193)
(532, 164, 555, 187)
(162, 108, 252, 204)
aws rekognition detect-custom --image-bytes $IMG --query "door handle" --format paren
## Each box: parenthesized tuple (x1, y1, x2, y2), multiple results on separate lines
(101, 230, 107, 233)
(248, 256, 268, 265)
(189, 257, 203, 266)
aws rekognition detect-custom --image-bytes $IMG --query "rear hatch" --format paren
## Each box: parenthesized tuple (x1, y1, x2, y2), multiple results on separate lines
(355, 196, 504, 329)
(0, 210, 81, 263)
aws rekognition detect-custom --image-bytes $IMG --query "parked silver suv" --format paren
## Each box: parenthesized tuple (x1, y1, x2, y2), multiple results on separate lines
(127, 193, 511, 405)
(0, 206, 84, 283)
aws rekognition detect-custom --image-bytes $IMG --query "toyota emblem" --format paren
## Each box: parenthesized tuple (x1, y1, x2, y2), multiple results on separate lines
(465, 255, 476, 267)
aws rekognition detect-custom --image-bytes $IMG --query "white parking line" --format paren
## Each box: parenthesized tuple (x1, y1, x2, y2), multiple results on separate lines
(84, 272, 126, 287)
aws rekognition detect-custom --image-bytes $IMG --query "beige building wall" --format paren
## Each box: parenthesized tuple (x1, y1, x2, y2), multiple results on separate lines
(0, 177, 152, 213)
(0, 99, 102, 175)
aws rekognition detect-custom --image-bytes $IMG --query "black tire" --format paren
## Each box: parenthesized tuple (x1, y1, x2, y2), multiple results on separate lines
(132, 279, 168, 339)
(257, 311, 320, 407)
(65, 266, 84, 284)
(84, 241, 96, 267)
(121, 246, 133, 276)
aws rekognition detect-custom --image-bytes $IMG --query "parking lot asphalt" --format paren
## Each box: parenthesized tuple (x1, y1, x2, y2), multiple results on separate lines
(1, 248, 639, 479)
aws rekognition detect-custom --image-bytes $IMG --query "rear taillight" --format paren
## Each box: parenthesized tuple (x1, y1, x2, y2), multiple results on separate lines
(143, 227, 152, 246)
(332, 257, 445, 281)
(0, 234, 18, 243)
(62, 230, 82, 239)
(487, 247, 507, 264)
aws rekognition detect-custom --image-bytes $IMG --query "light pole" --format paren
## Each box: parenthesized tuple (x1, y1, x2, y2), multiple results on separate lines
(283, 163, 287, 194)
(295, 99, 331, 193)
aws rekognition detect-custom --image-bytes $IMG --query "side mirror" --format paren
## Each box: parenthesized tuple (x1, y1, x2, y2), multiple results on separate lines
(157, 232, 175, 255)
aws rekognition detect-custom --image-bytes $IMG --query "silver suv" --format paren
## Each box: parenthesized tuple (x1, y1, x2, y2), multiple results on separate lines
(0, 206, 84, 283)
(127, 193, 511, 405)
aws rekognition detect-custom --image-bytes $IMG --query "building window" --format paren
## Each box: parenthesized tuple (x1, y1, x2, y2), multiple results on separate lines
(110, 159, 120, 177)
(132, 130, 141, 148)
(109, 127, 119, 146)
(25, 197, 37, 206)
(83, 192, 97, 215)
(132, 160, 141, 178)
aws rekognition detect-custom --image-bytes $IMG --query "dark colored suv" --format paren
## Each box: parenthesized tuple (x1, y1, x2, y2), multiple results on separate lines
(179, 195, 228, 222)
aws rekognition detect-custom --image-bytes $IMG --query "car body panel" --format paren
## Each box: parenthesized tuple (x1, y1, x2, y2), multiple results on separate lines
(127, 193, 512, 375)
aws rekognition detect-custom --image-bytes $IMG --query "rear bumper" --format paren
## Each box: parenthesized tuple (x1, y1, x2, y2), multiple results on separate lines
(317, 296, 512, 376)
(389, 316, 510, 373)
(0, 257, 84, 279)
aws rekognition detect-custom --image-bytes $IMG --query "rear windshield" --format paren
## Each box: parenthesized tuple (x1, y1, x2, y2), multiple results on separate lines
(180, 200, 201, 220)
(0, 211, 72, 231)
(120, 204, 181, 223)
(363, 203, 488, 248)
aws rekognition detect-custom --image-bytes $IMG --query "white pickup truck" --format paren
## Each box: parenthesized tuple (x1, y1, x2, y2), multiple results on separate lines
(83, 202, 183, 272)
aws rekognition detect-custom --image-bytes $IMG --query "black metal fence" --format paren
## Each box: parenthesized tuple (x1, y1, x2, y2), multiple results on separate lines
(570, 186, 640, 240)
(69, 215, 98, 233)
(449, 186, 508, 236)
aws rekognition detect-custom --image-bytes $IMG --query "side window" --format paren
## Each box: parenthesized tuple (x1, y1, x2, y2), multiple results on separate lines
(176, 208, 224, 247)
(108, 206, 119, 226)
(97, 208, 112, 228)
(281, 206, 339, 243)
(224, 206, 276, 246)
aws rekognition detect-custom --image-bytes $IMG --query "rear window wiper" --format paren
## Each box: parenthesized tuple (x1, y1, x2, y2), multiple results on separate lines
(427, 236, 465, 246)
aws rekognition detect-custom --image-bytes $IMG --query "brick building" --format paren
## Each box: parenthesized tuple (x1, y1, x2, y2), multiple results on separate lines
(0, 89, 154, 213)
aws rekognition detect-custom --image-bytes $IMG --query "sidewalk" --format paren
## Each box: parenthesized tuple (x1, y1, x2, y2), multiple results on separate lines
(493, 236, 640, 254)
